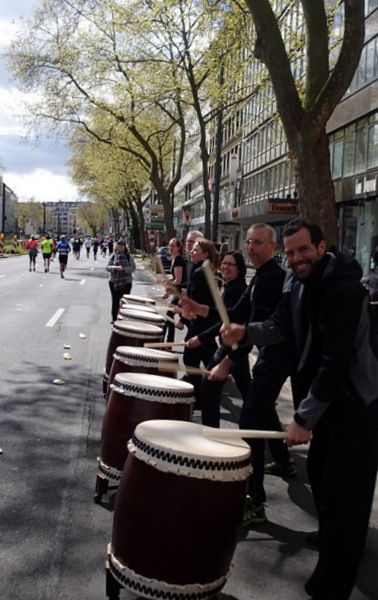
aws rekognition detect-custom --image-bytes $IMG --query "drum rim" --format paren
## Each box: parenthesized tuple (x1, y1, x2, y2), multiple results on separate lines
(110, 373, 195, 403)
(107, 544, 230, 599)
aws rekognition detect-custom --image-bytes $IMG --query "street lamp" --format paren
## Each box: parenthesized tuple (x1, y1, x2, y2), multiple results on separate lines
(42, 202, 46, 235)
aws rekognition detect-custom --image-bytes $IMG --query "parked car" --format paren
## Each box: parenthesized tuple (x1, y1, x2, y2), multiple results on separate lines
(155, 246, 172, 272)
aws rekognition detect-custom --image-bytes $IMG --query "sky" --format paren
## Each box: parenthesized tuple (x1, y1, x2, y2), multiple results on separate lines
(0, 1, 80, 203)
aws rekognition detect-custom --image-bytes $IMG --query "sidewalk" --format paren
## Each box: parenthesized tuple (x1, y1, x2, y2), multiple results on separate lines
(134, 258, 378, 600)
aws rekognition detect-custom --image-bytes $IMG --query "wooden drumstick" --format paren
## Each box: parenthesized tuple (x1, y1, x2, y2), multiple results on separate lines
(157, 361, 232, 378)
(155, 255, 183, 300)
(203, 427, 287, 440)
(202, 259, 237, 350)
(144, 341, 187, 348)
(157, 361, 213, 376)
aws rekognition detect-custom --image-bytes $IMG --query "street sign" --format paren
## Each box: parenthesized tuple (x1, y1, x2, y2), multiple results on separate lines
(183, 210, 191, 225)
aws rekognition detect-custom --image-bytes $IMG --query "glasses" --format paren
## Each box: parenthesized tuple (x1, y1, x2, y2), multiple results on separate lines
(221, 261, 237, 267)
(244, 239, 267, 246)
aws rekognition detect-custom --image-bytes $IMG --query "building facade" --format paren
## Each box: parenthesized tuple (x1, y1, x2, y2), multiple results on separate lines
(173, 0, 378, 275)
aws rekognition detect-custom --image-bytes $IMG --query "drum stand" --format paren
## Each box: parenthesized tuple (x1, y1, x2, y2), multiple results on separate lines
(105, 561, 122, 600)
(94, 460, 120, 503)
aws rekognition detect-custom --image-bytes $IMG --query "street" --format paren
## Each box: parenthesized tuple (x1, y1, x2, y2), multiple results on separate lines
(0, 251, 377, 600)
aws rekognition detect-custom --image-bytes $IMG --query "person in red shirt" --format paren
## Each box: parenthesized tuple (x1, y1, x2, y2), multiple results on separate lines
(26, 235, 38, 271)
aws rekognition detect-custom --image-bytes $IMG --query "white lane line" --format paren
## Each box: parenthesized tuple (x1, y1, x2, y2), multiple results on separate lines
(46, 308, 65, 327)
(80, 279, 86, 285)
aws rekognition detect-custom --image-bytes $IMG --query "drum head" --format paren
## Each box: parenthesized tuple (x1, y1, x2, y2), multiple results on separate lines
(129, 420, 251, 481)
(111, 373, 194, 404)
(119, 308, 165, 326)
(123, 294, 156, 306)
(114, 346, 179, 365)
(112, 320, 163, 338)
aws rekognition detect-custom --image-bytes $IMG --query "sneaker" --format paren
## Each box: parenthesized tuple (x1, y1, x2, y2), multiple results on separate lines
(264, 457, 297, 478)
(242, 496, 267, 527)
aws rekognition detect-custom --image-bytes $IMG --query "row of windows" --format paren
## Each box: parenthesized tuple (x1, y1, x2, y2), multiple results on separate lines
(330, 112, 378, 178)
(346, 34, 378, 96)
(243, 160, 295, 205)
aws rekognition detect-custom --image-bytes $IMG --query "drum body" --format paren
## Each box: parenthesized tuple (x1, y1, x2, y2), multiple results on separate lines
(104, 321, 164, 389)
(108, 420, 251, 600)
(118, 307, 166, 329)
(106, 346, 178, 401)
(99, 376, 194, 484)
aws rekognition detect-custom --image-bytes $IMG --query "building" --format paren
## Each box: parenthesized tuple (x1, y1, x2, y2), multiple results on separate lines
(44, 200, 79, 237)
(0, 177, 18, 235)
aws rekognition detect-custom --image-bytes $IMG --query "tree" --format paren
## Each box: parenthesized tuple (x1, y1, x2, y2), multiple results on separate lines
(68, 130, 150, 250)
(14, 200, 43, 235)
(243, 0, 365, 244)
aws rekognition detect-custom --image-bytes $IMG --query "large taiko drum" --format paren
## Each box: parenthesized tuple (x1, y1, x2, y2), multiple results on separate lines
(105, 346, 179, 402)
(108, 420, 251, 599)
(99, 375, 195, 487)
(104, 321, 164, 392)
(122, 294, 156, 307)
(118, 307, 166, 329)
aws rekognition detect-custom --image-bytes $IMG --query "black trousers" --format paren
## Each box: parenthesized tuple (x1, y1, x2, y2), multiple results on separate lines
(240, 343, 293, 505)
(109, 282, 132, 322)
(305, 395, 378, 600)
(201, 344, 251, 427)
(183, 337, 218, 403)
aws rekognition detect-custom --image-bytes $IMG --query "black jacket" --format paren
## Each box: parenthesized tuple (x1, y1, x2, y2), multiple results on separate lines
(243, 249, 378, 429)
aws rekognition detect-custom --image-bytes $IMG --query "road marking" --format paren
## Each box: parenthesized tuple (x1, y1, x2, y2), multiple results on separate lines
(80, 279, 86, 285)
(0, 275, 5, 279)
(46, 308, 65, 327)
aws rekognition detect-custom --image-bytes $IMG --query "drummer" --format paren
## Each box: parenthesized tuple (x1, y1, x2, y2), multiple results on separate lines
(180, 223, 296, 527)
(162, 238, 187, 343)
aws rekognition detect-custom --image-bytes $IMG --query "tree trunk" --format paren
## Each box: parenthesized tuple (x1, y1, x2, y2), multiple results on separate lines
(160, 191, 176, 240)
(293, 126, 338, 246)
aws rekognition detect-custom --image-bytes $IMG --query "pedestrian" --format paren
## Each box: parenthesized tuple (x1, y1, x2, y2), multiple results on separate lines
(51, 238, 57, 261)
(56, 235, 71, 279)
(221, 218, 378, 600)
(181, 224, 296, 525)
(181, 237, 221, 405)
(108, 238, 114, 255)
(107, 238, 136, 323)
(102, 239, 108, 257)
(41, 234, 53, 272)
(92, 239, 99, 260)
(72, 238, 81, 260)
(162, 238, 187, 343)
(27, 235, 38, 271)
(84, 237, 91, 259)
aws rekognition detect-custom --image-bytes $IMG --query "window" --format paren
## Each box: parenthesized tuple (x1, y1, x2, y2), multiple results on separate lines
(368, 122, 378, 168)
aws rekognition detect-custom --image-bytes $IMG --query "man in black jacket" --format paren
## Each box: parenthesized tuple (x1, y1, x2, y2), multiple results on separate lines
(181, 223, 296, 524)
(222, 218, 378, 600)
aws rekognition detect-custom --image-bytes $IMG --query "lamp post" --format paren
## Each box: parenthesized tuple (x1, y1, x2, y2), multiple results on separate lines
(42, 202, 46, 235)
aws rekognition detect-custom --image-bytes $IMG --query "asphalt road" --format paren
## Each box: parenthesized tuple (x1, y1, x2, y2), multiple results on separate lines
(0, 251, 377, 600)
